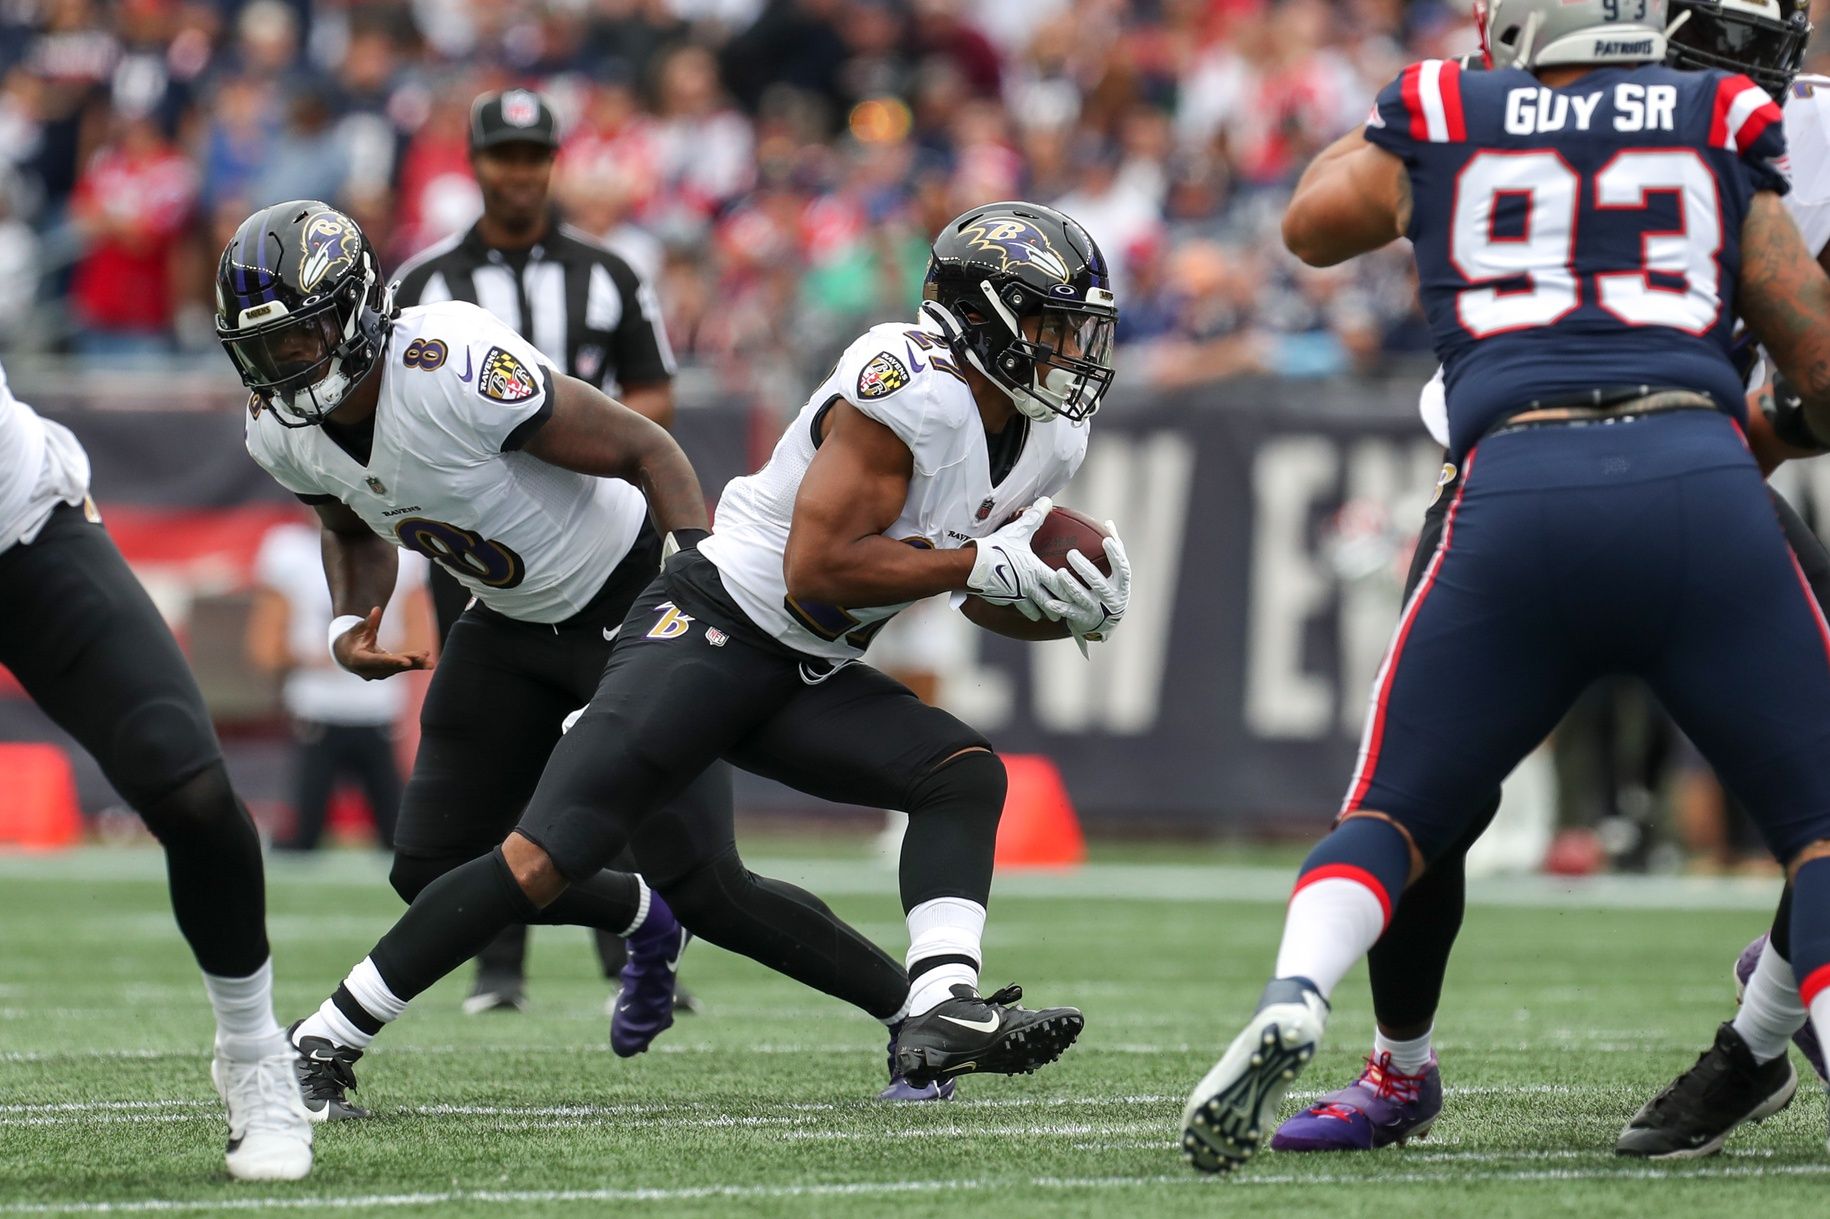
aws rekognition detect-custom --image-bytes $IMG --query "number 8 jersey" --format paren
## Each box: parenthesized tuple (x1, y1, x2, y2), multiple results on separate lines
(245, 300, 648, 623)
(1368, 59, 1787, 457)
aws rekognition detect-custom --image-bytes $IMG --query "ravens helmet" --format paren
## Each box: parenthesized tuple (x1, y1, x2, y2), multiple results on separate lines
(1667, 1, 1811, 100)
(920, 201, 1117, 424)
(215, 200, 391, 427)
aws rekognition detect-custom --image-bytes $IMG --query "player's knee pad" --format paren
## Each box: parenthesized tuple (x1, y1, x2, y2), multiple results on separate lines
(388, 850, 473, 905)
(906, 747, 1006, 821)
(108, 696, 222, 809)
(137, 762, 247, 846)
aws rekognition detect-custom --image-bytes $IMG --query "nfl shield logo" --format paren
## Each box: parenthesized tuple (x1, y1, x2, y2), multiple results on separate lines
(975, 497, 996, 522)
(366, 476, 387, 495)
(502, 90, 541, 127)
(705, 627, 728, 648)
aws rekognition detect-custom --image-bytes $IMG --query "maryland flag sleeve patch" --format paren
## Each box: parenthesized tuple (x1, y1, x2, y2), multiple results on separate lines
(478, 346, 541, 404)
(856, 351, 910, 401)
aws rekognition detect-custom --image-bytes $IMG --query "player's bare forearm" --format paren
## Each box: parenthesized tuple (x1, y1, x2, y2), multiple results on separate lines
(525, 374, 708, 536)
(1738, 192, 1830, 432)
(785, 399, 975, 605)
(314, 501, 400, 620)
(1283, 129, 1411, 267)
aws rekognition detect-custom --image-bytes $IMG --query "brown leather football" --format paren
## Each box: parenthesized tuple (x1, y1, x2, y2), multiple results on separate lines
(1029, 505, 1112, 576)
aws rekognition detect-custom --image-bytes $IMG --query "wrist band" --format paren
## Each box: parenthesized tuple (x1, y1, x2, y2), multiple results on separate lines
(327, 614, 365, 665)
(661, 528, 710, 562)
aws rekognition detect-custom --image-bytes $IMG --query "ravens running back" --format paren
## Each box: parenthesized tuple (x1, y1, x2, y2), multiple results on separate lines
(1182, 0, 1830, 1173)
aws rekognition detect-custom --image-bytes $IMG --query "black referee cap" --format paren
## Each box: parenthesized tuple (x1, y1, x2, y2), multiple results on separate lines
(469, 89, 559, 152)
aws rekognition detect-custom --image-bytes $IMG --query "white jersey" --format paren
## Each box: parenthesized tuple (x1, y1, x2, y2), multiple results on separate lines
(701, 312, 1089, 661)
(0, 360, 91, 553)
(246, 300, 646, 624)
(1416, 77, 1830, 448)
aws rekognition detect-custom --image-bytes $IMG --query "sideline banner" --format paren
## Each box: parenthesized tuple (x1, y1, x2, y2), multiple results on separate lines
(2, 383, 1498, 830)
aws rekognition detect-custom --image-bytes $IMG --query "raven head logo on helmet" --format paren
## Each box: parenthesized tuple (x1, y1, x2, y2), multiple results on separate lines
(957, 215, 1074, 283)
(922, 201, 1117, 425)
(1667, 1, 1811, 101)
(1476, 0, 1670, 71)
(298, 213, 363, 293)
(215, 200, 393, 428)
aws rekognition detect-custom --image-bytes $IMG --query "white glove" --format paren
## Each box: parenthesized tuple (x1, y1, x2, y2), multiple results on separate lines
(1038, 524, 1131, 650)
(966, 496, 1059, 622)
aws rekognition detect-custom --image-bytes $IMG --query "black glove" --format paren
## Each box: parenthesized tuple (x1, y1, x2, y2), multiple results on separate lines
(1766, 372, 1830, 453)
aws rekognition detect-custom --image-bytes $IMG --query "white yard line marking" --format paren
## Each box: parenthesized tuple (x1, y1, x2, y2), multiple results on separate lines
(8, 1163, 1830, 1214)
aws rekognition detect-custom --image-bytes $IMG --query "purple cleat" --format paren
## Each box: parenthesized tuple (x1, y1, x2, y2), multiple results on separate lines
(1734, 933, 1827, 1083)
(610, 892, 687, 1058)
(1269, 1052, 1443, 1151)
(878, 1023, 956, 1102)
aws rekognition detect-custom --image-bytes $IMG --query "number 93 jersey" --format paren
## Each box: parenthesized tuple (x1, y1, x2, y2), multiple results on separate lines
(1369, 60, 1787, 457)
(699, 313, 1088, 661)
(244, 300, 647, 624)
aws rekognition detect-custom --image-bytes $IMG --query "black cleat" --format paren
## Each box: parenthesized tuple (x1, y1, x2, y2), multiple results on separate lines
(1617, 1021, 1796, 1159)
(288, 1021, 371, 1123)
(894, 983, 1083, 1086)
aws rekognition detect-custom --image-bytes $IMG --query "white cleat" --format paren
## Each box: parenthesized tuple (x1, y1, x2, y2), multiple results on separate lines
(213, 1039, 314, 1181)
(1181, 978, 1329, 1175)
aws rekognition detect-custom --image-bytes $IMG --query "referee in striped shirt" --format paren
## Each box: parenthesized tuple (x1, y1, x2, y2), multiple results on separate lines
(391, 88, 686, 1016)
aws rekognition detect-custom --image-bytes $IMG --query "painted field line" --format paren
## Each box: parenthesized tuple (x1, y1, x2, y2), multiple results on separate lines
(12, 1162, 1830, 1215)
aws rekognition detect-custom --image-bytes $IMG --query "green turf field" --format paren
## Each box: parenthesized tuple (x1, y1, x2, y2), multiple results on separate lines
(0, 841, 1822, 1217)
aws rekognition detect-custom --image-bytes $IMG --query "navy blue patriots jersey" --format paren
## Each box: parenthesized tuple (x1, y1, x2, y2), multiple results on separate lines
(1366, 59, 1787, 456)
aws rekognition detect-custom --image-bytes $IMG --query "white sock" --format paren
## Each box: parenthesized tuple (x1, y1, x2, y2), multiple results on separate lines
(293, 958, 408, 1052)
(203, 959, 285, 1057)
(1738, 945, 1808, 1063)
(1272, 875, 1389, 1001)
(1373, 1025, 1434, 1073)
(905, 897, 986, 1018)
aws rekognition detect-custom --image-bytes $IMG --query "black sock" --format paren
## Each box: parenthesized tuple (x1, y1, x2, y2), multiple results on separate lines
(661, 848, 907, 1020)
(1367, 843, 1469, 1034)
(1770, 883, 1795, 961)
(141, 765, 271, 977)
(899, 750, 1006, 910)
(370, 849, 540, 1002)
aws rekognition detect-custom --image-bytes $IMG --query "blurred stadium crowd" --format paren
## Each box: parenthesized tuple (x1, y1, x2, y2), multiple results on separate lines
(0, 0, 1482, 388)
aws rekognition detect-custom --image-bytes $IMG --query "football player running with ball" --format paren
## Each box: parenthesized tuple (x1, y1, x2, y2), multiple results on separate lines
(254, 201, 1125, 1113)
(1181, 0, 1830, 1174)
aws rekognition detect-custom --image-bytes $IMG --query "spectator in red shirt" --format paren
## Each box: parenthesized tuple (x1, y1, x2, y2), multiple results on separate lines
(67, 108, 196, 359)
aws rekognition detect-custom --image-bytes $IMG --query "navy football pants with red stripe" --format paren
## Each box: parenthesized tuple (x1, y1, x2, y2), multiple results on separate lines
(1343, 410, 1830, 866)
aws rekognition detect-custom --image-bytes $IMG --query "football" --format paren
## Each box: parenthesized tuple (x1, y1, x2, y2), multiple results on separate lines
(1029, 505, 1113, 577)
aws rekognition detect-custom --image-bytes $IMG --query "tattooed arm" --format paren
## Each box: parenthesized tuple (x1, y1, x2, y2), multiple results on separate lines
(1738, 191, 1830, 439)
(521, 375, 709, 537)
(1282, 129, 1412, 267)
